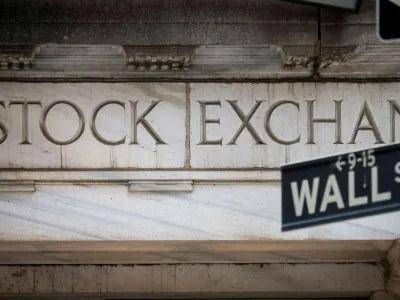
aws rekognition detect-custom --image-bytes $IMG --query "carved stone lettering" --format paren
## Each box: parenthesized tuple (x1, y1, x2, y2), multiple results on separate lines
(227, 100, 265, 145)
(265, 100, 300, 145)
(9, 99, 41, 145)
(307, 100, 343, 145)
(40, 100, 86, 146)
(388, 100, 400, 143)
(190, 83, 396, 168)
(198, 100, 222, 145)
(91, 100, 126, 146)
(0, 101, 7, 145)
(349, 101, 384, 144)
(2, 82, 400, 169)
(0, 82, 185, 168)
(130, 100, 166, 145)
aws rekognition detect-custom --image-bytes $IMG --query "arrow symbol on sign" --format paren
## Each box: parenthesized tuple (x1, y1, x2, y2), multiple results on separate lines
(335, 155, 346, 172)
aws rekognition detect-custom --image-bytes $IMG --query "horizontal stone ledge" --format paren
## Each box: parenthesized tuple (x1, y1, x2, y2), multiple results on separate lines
(0, 180, 35, 192)
(0, 44, 314, 80)
(0, 263, 385, 296)
(4, 44, 400, 80)
(0, 69, 314, 81)
(0, 293, 380, 300)
(0, 170, 281, 183)
(319, 45, 400, 79)
(128, 180, 194, 192)
(0, 240, 393, 265)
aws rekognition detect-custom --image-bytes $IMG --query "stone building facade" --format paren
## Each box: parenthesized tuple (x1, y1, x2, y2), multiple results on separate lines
(0, 0, 399, 299)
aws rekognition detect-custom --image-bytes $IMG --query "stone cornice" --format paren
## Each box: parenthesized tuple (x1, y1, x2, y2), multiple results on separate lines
(125, 46, 194, 71)
(0, 45, 36, 70)
(0, 44, 196, 72)
(0, 240, 393, 265)
(319, 45, 400, 79)
(0, 44, 314, 80)
(2, 43, 400, 80)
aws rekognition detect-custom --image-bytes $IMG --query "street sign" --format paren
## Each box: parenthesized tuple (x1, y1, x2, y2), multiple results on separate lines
(281, 143, 400, 232)
(377, 0, 400, 42)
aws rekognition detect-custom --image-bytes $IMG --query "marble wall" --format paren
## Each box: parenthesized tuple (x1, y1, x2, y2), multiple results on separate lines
(0, 83, 186, 168)
(2, 82, 399, 169)
(1, 183, 399, 241)
(1, 82, 400, 240)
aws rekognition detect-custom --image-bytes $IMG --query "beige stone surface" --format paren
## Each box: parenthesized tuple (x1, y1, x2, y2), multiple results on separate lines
(190, 83, 398, 168)
(387, 240, 400, 298)
(0, 263, 384, 294)
(1, 82, 399, 169)
(369, 292, 398, 300)
(0, 183, 399, 241)
(0, 0, 318, 47)
(0, 240, 392, 265)
(1, 82, 400, 241)
(388, 240, 400, 278)
(0, 82, 186, 168)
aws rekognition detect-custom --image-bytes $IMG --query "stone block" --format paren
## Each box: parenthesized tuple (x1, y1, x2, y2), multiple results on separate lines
(190, 82, 397, 168)
(0, 82, 186, 168)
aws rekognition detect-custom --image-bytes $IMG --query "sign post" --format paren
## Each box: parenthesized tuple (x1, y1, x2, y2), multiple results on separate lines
(281, 143, 400, 232)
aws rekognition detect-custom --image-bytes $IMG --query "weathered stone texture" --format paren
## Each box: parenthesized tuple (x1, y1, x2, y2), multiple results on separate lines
(0, 263, 384, 295)
(318, 0, 400, 78)
(387, 240, 400, 298)
(0, 0, 318, 48)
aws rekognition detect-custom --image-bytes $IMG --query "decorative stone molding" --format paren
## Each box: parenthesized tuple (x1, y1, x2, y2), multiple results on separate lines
(279, 45, 316, 70)
(0, 55, 32, 70)
(0, 180, 35, 192)
(32, 44, 128, 71)
(10, 43, 400, 80)
(125, 46, 194, 71)
(0, 44, 195, 72)
(386, 240, 400, 298)
(0, 170, 281, 183)
(0, 178, 195, 193)
(128, 180, 194, 192)
(319, 46, 360, 69)
(0, 44, 314, 79)
(283, 55, 314, 70)
(127, 55, 192, 71)
(319, 45, 400, 79)
(0, 46, 35, 70)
